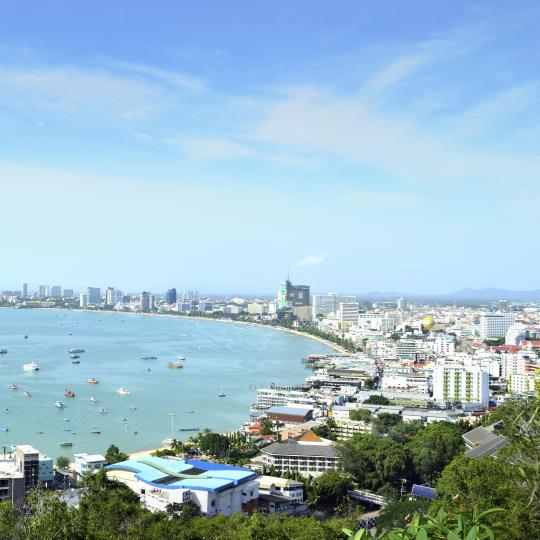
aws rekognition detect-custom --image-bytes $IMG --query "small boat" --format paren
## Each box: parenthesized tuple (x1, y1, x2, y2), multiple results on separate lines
(99, 408, 107, 414)
(23, 391, 31, 398)
(24, 335, 28, 339)
(140, 355, 157, 360)
(161, 438, 174, 446)
(10, 384, 18, 390)
(178, 427, 200, 432)
(0, 426, 8, 433)
(87, 378, 99, 384)
(70, 354, 80, 359)
(36, 431, 44, 435)
(129, 405, 137, 410)
(71, 359, 81, 364)
(59, 442, 73, 447)
(167, 362, 184, 369)
(176, 355, 186, 361)
(55, 401, 65, 408)
(62, 427, 70, 431)
(0, 348, 7, 354)
(64, 389, 75, 398)
(187, 410, 195, 414)
(219, 386, 226, 397)
(116, 387, 130, 396)
(90, 396, 98, 403)
(68, 348, 85, 353)
(23, 362, 39, 372)
(91, 428, 101, 434)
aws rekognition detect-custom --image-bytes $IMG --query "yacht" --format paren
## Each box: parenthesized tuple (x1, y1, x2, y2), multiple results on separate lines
(23, 362, 39, 372)
(68, 348, 85, 354)
(87, 377, 99, 384)
(23, 391, 31, 398)
(9, 383, 18, 390)
(140, 355, 157, 360)
(116, 387, 130, 396)
(64, 389, 75, 398)
(167, 362, 184, 369)
(89, 396, 98, 403)
(54, 401, 65, 408)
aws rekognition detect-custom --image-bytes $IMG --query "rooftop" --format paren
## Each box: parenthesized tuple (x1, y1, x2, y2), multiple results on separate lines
(267, 406, 313, 416)
(261, 440, 338, 458)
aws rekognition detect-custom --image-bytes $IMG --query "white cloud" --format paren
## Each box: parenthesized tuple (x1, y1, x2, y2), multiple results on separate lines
(296, 254, 327, 267)
(167, 136, 253, 159)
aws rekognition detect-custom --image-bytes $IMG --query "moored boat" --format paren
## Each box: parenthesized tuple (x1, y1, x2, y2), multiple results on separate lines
(64, 389, 75, 398)
(140, 355, 157, 360)
(167, 362, 184, 369)
(68, 348, 85, 353)
(9, 383, 18, 390)
(87, 377, 99, 384)
(59, 441, 73, 447)
(116, 387, 130, 395)
(89, 396, 98, 403)
(55, 401, 65, 408)
(23, 391, 31, 398)
(23, 362, 39, 372)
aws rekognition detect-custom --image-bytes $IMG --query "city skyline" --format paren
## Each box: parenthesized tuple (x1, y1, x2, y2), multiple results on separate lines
(1, 1, 539, 293)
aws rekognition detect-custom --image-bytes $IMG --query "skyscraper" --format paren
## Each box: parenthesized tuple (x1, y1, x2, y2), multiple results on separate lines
(22, 283, 28, 298)
(312, 293, 356, 319)
(38, 285, 49, 298)
(50, 286, 62, 298)
(63, 289, 74, 298)
(87, 287, 101, 306)
(140, 291, 152, 311)
(105, 287, 123, 306)
(166, 288, 177, 305)
(277, 279, 310, 309)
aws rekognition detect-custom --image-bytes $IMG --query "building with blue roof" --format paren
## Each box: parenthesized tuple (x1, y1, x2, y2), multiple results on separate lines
(105, 456, 259, 516)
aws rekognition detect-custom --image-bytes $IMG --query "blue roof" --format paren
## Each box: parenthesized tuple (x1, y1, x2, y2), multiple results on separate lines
(105, 456, 257, 492)
(411, 484, 437, 500)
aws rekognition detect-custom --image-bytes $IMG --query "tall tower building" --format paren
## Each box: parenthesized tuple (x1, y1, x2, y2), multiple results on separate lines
(50, 286, 62, 298)
(38, 285, 49, 298)
(22, 283, 28, 298)
(140, 291, 151, 311)
(166, 288, 177, 305)
(87, 287, 101, 306)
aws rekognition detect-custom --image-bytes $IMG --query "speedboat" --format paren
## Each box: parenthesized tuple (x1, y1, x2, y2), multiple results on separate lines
(23, 391, 31, 398)
(176, 355, 186, 361)
(59, 442, 73, 447)
(55, 401, 65, 408)
(23, 362, 39, 372)
(64, 389, 75, 398)
(140, 355, 157, 360)
(116, 387, 130, 396)
(70, 354, 80, 359)
(91, 428, 101, 434)
(219, 392, 226, 397)
(9, 383, 18, 390)
(87, 377, 99, 384)
(68, 348, 85, 353)
(167, 362, 183, 369)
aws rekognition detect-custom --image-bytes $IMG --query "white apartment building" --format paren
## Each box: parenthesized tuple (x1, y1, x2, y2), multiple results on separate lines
(381, 374, 430, 394)
(505, 324, 528, 345)
(479, 312, 516, 338)
(86, 287, 101, 306)
(501, 353, 529, 378)
(312, 294, 356, 319)
(338, 302, 359, 325)
(105, 287, 123, 306)
(247, 303, 268, 315)
(255, 388, 317, 409)
(79, 293, 88, 308)
(74, 453, 106, 478)
(432, 363, 489, 406)
(508, 373, 539, 396)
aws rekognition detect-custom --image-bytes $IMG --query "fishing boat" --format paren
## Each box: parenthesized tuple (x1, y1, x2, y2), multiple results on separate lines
(64, 389, 75, 398)
(178, 427, 200, 432)
(70, 354, 80, 359)
(89, 396, 98, 403)
(140, 355, 157, 360)
(116, 387, 130, 396)
(54, 401, 65, 408)
(87, 377, 99, 384)
(23, 362, 39, 372)
(167, 362, 184, 369)
(9, 383, 18, 390)
(23, 391, 31, 398)
(59, 442, 73, 447)
(68, 348, 85, 353)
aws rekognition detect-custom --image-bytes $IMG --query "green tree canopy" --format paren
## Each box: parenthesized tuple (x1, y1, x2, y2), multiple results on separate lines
(349, 409, 371, 422)
(308, 470, 353, 511)
(364, 395, 390, 405)
(55, 456, 70, 469)
(104, 444, 128, 465)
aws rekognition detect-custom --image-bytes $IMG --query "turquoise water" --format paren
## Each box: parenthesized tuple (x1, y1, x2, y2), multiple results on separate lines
(0, 309, 330, 459)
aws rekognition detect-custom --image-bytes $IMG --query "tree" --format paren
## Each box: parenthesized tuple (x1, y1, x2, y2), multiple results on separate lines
(349, 409, 371, 422)
(338, 434, 409, 492)
(56, 456, 70, 469)
(406, 422, 464, 483)
(387, 419, 424, 444)
(363, 378, 376, 390)
(372, 413, 402, 436)
(198, 431, 230, 458)
(312, 418, 338, 441)
(259, 418, 273, 435)
(104, 444, 128, 465)
(308, 471, 353, 510)
(376, 498, 431, 533)
(364, 394, 390, 405)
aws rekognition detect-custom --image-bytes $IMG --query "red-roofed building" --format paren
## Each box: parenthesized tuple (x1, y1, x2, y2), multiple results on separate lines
(490, 345, 518, 353)
(519, 340, 540, 351)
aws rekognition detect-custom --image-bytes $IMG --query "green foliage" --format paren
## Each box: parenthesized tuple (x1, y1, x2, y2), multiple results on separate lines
(308, 470, 353, 510)
(259, 418, 274, 435)
(104, 444, 128, 465)
(312, 418, 338, 441)
(483, 337, 505, 346)
(55, 456, 70, 469)
(364, 395, 390, 405)
(387, 420, 424, 444)
(372, 413, 403, 436)
(405, 422, 464, 483)
(363, 378, 376, 390)
(349, 409, 372, 422)
(338, 434, 409, 491)
(377, 498, 431, 533)
(197, 430, 231, 457)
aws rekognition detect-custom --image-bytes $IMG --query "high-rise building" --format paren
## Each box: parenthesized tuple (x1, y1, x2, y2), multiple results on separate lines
(479, 312, 516, 338)
(397, 297, 406, 311)
(105, 287, 123, 306)
(277, 279, 310, 309)
(140, 291, 152, 311)
(432, 364, 489, 406)
(79, 293, 88, 308)
(38, 285, 49, 298)
(22, 283, 28, 298)
(338, 302, 359, 324)
(182, 290, 199, 302)
(87, 287, 101, 306)
(63, 289, 74, 298)
(312, 293, 356, 319)
(50, 286, 62, 298)
(166, 288, 177, 305)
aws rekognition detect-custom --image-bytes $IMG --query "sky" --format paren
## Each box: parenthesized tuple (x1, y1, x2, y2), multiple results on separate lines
(0, 1, 539, 295)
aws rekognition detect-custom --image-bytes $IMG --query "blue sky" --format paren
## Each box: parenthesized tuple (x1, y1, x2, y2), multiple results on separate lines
(0, 1, 539, 294)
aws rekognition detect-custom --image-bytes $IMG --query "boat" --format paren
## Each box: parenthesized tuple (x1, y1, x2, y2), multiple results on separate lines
(71, 359, 81, 364)
(176, 355, 186, 361)
(23, 391, 31, 398)
(140, 355, 157, 360)
(62, 427, 70, 431)
(0, 348, 7, 354)
(87, 377, 99, 384)
(129, 405, 137, 410)
(70, 354, 80, 359)
(167, 362, 184, 369)
(9, 384, 18, 390)
(23, 362, 39, 372)
(116, 388, 130, 395)
(91, 428, 101, 434)
(24, 335, 28, 339)
(90, 396, 98, 403)
(36, 431, 44, 435)
(0, 427, 8, 433)
(55, 401, 65, 408)
(178, 427, 200, 432)
(219, 386, 226, 397)
(59, 442, 73, 447)
(99, 408, 107, 414)
(161, 438, 174, 446)
(64, 389, 75, 398)
(68, 348, 85, 353)
(187, 410, 195, 414)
